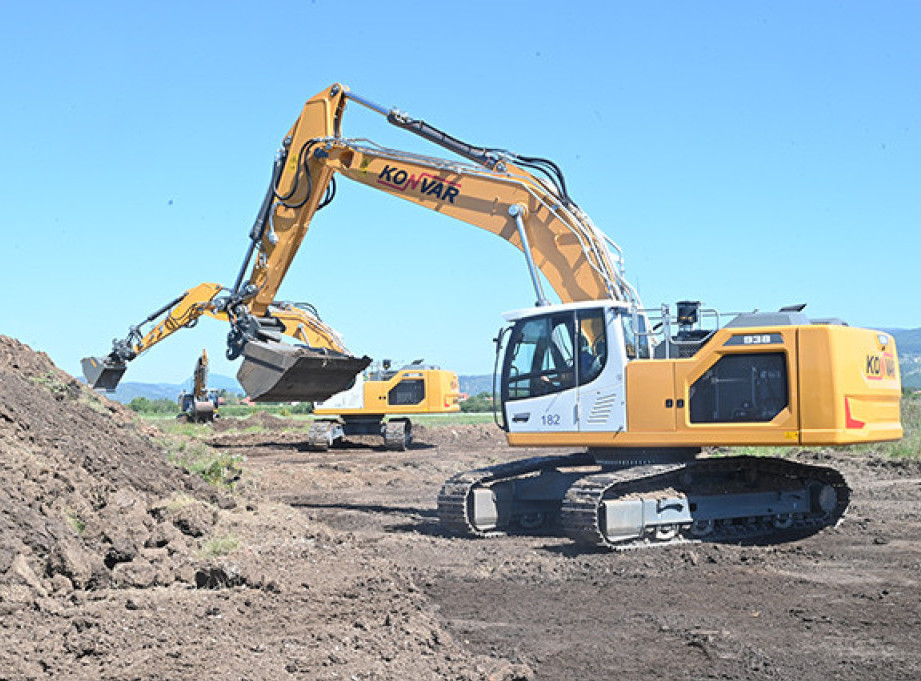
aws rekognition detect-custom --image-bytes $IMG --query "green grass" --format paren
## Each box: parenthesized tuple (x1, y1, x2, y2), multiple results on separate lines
(849, 395, 920, 459)
(141, 396, 920, 470)
(199, 534, 240, 558)
(64, 508, 86, 535)
(29, 371, 71, 399)
(139, 409, 495, 432)
(159, 437, 243, 487)
(400, 412, 496, 426)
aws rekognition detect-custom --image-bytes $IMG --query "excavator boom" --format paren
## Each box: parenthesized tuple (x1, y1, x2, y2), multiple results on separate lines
(225, 84, 639, 400)
(84, 83, 637, 401)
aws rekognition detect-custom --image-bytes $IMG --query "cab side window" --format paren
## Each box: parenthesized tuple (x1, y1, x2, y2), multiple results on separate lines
(620, 312, 650, 360)
(577, 309, 607, 385)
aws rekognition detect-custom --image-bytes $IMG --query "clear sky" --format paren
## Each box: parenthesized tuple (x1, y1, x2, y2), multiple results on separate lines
(2, 1, 918, 384)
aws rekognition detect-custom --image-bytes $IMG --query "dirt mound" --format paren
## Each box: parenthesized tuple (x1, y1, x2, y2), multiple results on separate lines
(413, 422, 506, 448)
(0, 336, 527, 679)
(212, 410, 295, 433)
(0, 336, 230, 596)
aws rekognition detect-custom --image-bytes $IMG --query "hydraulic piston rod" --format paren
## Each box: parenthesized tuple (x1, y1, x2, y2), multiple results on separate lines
(509, 204, 549, 307)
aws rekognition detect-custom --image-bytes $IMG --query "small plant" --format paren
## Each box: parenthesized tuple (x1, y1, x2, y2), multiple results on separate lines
(64, 508, 86, 535)
(162, 492, 198, 512)
(162, 437, 243, 488)
(30, 371, 72, 399)
(199, 534, 240, 557)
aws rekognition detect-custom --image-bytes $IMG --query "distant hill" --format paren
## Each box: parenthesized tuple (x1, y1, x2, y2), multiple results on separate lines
(885, 328, 921, 355)
(105, 374, 242, 404)
(106, 373, 497, 403)
(459, 375, 493, 397)
(885, 328, 921, 389)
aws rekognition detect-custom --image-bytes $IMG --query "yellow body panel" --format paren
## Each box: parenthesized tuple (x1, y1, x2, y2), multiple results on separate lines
(797, 325, 902, 444)
(508, 324, 902, 449)
(314, 368, 460, 416)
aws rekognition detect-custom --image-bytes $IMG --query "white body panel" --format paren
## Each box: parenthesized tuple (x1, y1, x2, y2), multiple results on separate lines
(502, 304, 629, 435)
(579, 306, 628, 433)
(314, 374, 366, 411)
(504, 384, 581, 433)
(577, 359, 627, 433)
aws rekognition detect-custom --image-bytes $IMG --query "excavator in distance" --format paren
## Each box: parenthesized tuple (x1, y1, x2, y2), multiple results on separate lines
(177, 350, 220, 423)
(83, 83, 903, 549)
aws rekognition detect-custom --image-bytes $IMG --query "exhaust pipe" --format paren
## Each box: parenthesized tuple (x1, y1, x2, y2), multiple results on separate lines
(237, 341, 371, 403)
(81, 356, 128, 391)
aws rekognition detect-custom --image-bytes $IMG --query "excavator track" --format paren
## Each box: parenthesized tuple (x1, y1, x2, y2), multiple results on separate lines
(383, 419, 412, 451)
(437, 454, 849, 549)
(559, 462, 688, 549)
(560, 456, 850, 550)
(307, 420, 335, 451)
(437, 452, 596, 538)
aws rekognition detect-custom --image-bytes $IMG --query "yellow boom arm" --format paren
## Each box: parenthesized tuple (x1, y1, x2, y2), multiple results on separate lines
(242, 83, 638, 314)
(85, 83, 638, 395)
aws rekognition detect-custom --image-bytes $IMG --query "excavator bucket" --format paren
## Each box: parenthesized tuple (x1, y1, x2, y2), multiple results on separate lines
(237, 341, 371, 403)
(81, 356, 127, 391)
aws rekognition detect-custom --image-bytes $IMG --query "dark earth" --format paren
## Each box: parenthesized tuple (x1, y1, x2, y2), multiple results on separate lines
(2, 335, 920, 680)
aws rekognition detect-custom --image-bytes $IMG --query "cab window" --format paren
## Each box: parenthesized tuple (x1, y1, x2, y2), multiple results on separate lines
(504, 313, 575, 400)
(621, 312, 650, 360)
(577, 309, 607, 385)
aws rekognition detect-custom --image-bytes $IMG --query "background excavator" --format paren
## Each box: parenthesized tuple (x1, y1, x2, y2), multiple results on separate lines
(177, 349, 219, 423)
(84, 83, 903, 549)
(310, 359, 460, 451)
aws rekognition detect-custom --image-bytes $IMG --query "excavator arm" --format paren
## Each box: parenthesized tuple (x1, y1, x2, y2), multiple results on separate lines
(240, 83, 638, 312)
(192, 349, 209, 401)
(82, 283, 224, 390)
(85, 83, 638, 401)
(82, 283, 357, 393)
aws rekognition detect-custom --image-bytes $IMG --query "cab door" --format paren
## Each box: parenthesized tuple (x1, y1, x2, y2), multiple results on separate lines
(577, 308, 627, 433)
(501, 312, 579, 435)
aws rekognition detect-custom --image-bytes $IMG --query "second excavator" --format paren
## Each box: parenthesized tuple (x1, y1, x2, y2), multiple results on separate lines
(310, 359, 460, 451)
(177, 349, 219, 423)
(84, 83, 902, 549)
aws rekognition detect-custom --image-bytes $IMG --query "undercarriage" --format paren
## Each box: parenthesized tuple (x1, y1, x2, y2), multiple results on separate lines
(437, 450, 849, 549)
(307, 416, 413, 452)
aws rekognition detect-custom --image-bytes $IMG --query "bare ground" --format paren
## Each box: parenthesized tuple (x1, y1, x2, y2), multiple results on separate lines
(216, 424, 921, 681)
(2, 335, 920, 680)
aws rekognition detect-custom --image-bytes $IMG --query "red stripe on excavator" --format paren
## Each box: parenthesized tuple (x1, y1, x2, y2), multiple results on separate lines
(845, 397, 865, 429)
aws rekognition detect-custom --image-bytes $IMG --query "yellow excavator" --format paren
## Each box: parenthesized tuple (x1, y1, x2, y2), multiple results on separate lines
(177, 350, 219, 422)
(310, 359, 460, 451)
(83, 83, 902, 549)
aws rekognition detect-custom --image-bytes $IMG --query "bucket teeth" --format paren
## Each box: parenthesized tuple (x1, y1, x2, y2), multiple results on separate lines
(237, 341, 371, 403)
(81, 356, 127, 391)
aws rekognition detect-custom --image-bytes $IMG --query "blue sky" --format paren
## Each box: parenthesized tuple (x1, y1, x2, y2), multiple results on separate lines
(2, 1, 918, 383)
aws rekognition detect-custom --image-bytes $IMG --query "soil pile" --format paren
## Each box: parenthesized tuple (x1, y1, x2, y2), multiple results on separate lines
(0, 336, 529, 680)
(0, 335, 226, 596)
(211, 411, 293, 433)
